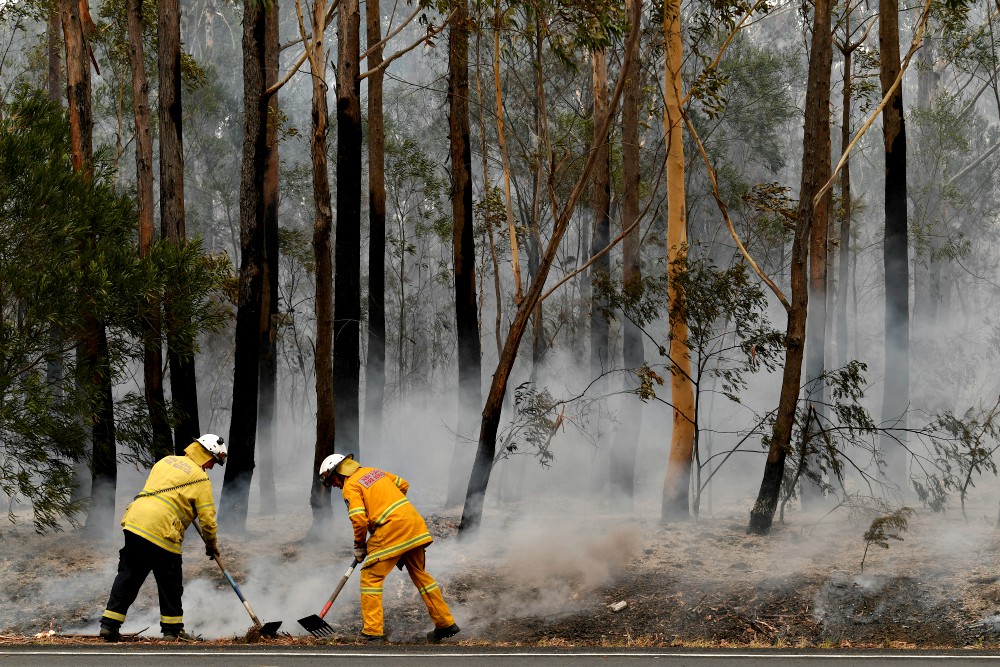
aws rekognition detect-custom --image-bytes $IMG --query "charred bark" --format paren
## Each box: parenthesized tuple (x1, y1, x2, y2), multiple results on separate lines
(221, 0, 269, 531)
(334, 0, 362, 459)
(257, 0, 280, 516)
(748, 0, 831, 535)
(158, 0, 200, 452)
(307, 0, 335, 534)
(879, 0, 910, 491)
(445, 0, 482, 507)
(363, 0, 387, 462)
(128, 0, 172, 458)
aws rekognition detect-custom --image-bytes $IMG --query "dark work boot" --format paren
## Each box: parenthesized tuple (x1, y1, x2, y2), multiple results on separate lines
(426, 623, 460, 643)
(99, 626, 121, 643)
(162, 630, 202, 641)
(360, 632, 385, 644)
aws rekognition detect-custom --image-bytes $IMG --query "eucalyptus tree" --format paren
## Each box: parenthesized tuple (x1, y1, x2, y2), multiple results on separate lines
(608, 0, 644, 510)
(459, 0, 640, 537)
(158, 0, 202, 453)
(221, 0, 271, 530)
(334, 0, 363, 462)
(661, 0, 696, 521)
(364, 0, 388, 464)
(444, 0, 483, 507)
(878, 0, 910, 492)
(747, 0, 832, 535)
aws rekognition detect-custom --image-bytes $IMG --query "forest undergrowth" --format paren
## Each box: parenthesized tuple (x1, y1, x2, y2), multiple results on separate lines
(4, 499, 1000, 649)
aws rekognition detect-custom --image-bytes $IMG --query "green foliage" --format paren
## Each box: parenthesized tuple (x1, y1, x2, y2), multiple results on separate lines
(913, 401, 1000, 517)
(496, 381, 560, 467)
(671, 258, 786, 394)
(0, 89, 225, 531)
(860, 507, 913, 572)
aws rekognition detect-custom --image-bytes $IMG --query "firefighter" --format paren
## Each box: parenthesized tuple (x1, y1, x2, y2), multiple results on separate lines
(319, 453, 461, 643)
(99, 434, 227, 642)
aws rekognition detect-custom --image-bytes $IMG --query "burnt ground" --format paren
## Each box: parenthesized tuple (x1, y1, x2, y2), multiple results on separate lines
(4, 503, 1000, 649)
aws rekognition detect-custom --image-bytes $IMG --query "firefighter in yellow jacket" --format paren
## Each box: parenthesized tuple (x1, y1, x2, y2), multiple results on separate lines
(99, 434, 227, 642)
(319, 453, 460, 643)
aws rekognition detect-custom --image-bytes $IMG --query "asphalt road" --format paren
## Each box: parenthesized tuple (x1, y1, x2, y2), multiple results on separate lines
(7, 647, 1000, 666)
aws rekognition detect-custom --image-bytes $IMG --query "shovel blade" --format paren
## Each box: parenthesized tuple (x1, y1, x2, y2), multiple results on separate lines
(298, 614, 336, 638)
(260, 621, 282, 637)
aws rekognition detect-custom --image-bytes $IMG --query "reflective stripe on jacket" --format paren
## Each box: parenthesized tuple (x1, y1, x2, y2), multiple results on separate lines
(341, 467, 432, 567)
(121, 443, 218, 554)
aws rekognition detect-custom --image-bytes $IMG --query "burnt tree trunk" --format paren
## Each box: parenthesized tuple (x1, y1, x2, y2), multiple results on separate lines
(128, 0, 172, 458)
(363, 0, 387, 462)
(64, 0, 117, 537)
(158, 0, 200, 452)
(747, 0, 831, 535)
(879, 0, 910, 492)
(307, 0, 335, 534)
(445, 0, 482, 507)
(221, 0, 269, 531)
(257, 0, 280, 515)
(334, 0, 362, 459)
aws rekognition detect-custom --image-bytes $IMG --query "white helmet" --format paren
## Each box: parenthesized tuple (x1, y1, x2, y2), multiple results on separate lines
(196, 433, 227, 466)
(319, 453, 353, 487)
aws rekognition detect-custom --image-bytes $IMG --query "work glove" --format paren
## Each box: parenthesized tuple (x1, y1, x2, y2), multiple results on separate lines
(205, 538, 220, 560)
(353, 545, 367, 562)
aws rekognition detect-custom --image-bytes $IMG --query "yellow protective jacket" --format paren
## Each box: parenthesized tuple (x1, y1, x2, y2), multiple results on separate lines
(121, 443, 218, 554)
(341, 467, 432, 567)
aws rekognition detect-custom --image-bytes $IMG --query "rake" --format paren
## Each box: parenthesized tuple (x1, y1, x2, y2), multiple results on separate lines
(192, 521, 282, 637)
(297, 557, 360, 637)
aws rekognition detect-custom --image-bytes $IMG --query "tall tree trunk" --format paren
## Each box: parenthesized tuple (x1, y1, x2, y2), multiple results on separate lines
(334, 0, 362, 460)
(493, 1, 523, 303)
(802, 0, 836, 510)
(159, 0, 200, 452)
(128, 0, 172, 458)
(747, 0, 831, 535)
(306, 0, 335, 534)
(610, 0, 644, 511)
(445, 0, 482, 507)
(459, 0, 641, 537)
(835, 27, 853, 369)
(363, 0, 387, 463)
(64, 0, 117, 538)
(257, 0, 280, 515)
(589, 48, 611, 378)
(879, 0, 910, 491)
(661, 0, 695, 521)
(221, 0, 268, 531)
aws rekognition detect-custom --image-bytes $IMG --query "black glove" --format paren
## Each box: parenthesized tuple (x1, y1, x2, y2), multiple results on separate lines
(205, 539, 220, 560)
(353, 545, 367, 562)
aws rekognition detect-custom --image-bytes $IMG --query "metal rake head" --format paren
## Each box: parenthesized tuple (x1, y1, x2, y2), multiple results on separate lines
(297, 614, 336, 638)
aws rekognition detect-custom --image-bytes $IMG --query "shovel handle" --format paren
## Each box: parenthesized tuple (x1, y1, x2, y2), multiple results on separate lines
(318, 558, 360, 619)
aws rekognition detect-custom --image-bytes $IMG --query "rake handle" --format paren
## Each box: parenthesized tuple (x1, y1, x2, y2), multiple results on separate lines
(192, 520, 264, 628)
(319, 558, 360, 619)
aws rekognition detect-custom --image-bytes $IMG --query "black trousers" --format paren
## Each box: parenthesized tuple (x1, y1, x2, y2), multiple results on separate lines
(101, 530, 184, 633)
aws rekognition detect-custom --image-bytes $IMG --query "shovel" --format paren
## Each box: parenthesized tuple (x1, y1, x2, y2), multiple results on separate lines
(192, 521, 282, 638)
(297, 557, 360, 637)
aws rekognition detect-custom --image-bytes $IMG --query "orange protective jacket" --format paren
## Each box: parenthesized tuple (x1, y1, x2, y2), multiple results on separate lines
(120, 443, 218, 554)
(341, 467, 432, 567)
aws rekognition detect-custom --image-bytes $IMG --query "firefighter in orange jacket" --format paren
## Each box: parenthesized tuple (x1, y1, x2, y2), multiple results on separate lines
(319, 453, 460, 643)
(99, 434, 227, 642)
